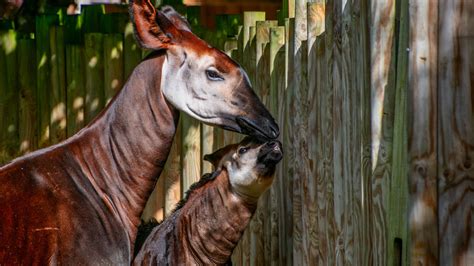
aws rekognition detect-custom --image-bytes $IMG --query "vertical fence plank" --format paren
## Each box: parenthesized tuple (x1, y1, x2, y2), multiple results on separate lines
(141, 174, 165, 222)
(164, 120, 182, 216)
(408, 0, 439, 264)
(50, 26, 67, 144)
(124, 22, 143, 80)
(0, 30, 18, 163)
(66, 45, 85, 137)
(270, 25, 285, 266)
(181, 114, 201, 194)
(370, 0, 398, 264)
(36, 15, 56, 148)
(307, 1, 325, 265)
(104, 34, 124, 105)
(291, 0, 308, 264)
(388, 0, 409, 265)
(84, 33, 104, 124)
(255, 19, 277, 266)
(243, 12, 265, 84)
(282, 17, 295, 265)
(18, 38, 37, 155)
(437, 1, 474, 265)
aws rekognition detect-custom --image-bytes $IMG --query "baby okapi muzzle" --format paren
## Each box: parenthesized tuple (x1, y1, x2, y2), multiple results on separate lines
(134, 137, 283, 265)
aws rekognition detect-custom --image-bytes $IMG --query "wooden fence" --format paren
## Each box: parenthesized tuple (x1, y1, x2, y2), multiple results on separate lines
(1, 1, 473, 265)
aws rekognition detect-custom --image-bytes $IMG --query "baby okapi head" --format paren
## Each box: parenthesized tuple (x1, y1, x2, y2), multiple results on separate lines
(204, 136, 283, 202)
(133, 138, 282, 265)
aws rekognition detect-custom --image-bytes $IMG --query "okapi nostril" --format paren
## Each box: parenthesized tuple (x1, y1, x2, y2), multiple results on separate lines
(267, 141, 277, 147)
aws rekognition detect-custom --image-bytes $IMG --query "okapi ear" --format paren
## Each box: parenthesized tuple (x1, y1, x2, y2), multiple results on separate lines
(129, 0, 180, 50)
(204, 144, 238, 169)
(161, 6, 192, 32)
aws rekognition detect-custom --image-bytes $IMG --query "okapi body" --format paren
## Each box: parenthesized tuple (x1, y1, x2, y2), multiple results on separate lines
(0, 3, 278, 264)
(134, 137, 283, 265)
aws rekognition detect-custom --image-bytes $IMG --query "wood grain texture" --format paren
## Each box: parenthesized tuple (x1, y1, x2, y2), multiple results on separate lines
(104, 34, 124, 105)
(181, 114, 201, 194)
(306, 2, 325, 264)
(270, 25, 285, 266)
(164, 119, 182, 216)
(49, 26, 67, 144)
(437, 0, 474, 265)
(0, 30, 18, 163)
(408, 0, 439, 264)
(282, 17, 295, 266)
(18, 38, 37, 155)
(388, 0, 409, 265)
(36, 15, 56, 148)
(84, 33, 105, 124)
(369, 0, 397, 264)
(291, 1, 309, 264)
(66, 45, 85, 137)
(124, 22, 142, 80)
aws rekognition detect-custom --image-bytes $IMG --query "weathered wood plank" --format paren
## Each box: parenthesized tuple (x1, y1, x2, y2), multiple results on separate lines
(18, 38, 37, 155)
(369, 0, 398, 264)
(282, 17, 295, 265)
(255, 19, 276, 266)
(49, 26, 67, 144)
(307, 1, 325, 264)
(291, 0, 309, 264)
(164, 119, 182, 216)
(84, 33, 105, 124)
(66, 45, 85, 137)
(353, 0, 373, 264)
(408, 0, 439, 264)
(388, 0, 409, 265)
(104, 34, 124, 105)
(36, 15, 57, 148)
(124, 22, 143, 80)
(270, 25, 285, 266)
(437, 1, 474, 265)
(141, 173, 165, 222)
(0, 30, 18, 163)
(181, 114, 201, 193)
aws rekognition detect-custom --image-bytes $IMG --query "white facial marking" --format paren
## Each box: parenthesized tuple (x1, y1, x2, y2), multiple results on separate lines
(160, 49, 243, 130)
(224, 144, 274, 202)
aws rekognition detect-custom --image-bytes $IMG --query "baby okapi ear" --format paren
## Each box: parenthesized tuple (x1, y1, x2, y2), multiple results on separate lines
(204, 144, 238, 169)
(129, 0, 180, 49)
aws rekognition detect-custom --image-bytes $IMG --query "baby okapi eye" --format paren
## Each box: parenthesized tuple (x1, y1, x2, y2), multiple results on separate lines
(206, 69, 224, 81)
(238, 147, 248, 155)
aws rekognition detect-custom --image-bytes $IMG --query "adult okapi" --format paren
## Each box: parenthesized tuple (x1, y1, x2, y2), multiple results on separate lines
(0, 2, 278, 265)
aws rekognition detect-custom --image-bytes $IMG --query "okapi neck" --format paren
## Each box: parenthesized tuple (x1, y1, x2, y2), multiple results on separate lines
(177, 170, 257, 264)
(70, 52, 179, 245)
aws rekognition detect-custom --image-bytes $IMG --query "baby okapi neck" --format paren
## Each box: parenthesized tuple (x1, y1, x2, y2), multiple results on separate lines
(176, 169, 256, 264)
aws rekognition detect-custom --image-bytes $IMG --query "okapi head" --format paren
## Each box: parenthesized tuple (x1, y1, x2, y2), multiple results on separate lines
(204, 137, 283, 201)
(129, 2, 279, 139)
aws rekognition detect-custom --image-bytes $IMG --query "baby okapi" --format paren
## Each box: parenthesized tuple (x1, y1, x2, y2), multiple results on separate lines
(134, 137, 283, 265)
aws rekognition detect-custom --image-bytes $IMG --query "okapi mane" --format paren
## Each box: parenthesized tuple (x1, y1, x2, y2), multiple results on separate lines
(134, 218, 161, 257)
(173, 170, 222, 212)
(133, 170, 222, 256)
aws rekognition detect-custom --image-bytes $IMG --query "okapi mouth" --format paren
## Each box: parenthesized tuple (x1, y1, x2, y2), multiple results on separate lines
(236, 116, 279, 140)
(257, 140, 283, 166)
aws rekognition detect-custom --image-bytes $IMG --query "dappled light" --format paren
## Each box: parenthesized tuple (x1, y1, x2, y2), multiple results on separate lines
(0, 0, 472, 265)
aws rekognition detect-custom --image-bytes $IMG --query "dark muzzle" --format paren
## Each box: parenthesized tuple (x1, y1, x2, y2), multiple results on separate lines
(258, 140, 283, 166)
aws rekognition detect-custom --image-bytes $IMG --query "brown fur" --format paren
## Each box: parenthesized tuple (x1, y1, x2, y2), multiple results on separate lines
(0, 4, 278, 264)
(133, 138, 282, 265)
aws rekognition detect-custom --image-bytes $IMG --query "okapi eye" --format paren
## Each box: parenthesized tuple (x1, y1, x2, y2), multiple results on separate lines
(238, 147, 248, 155)
(206, 69, 224, 81)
